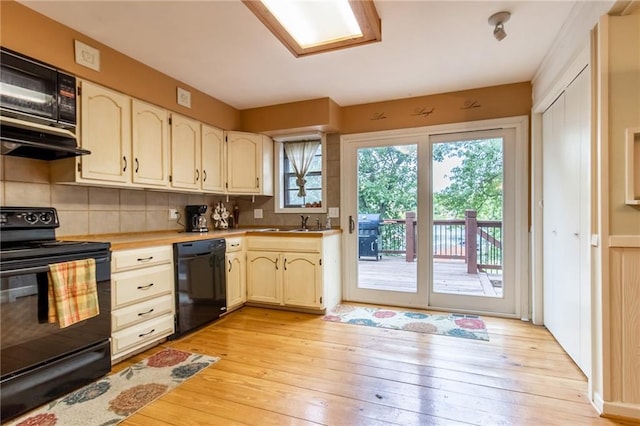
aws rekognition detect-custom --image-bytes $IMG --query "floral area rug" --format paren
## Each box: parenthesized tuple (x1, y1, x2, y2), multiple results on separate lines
(8, 348, 219, 426)
(323, 304, 489, 341)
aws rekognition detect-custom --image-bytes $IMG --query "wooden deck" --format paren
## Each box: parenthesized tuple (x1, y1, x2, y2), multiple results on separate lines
(358, 256, 503, 297)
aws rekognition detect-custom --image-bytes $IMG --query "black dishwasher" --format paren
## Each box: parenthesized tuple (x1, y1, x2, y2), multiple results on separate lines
(172, 238, 226, 338)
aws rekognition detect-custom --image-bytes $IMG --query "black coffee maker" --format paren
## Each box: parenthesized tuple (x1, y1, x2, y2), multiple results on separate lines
(185, 205, 208, 232)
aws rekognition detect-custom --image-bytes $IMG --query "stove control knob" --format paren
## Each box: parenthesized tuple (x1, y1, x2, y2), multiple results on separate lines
(25, 212, 38, 224)
(39, 212, 53, 224)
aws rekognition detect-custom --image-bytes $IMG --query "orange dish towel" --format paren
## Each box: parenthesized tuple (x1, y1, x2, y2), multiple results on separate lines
(48, 258, 99, 328)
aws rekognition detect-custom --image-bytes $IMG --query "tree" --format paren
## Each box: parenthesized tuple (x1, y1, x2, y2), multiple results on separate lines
(358, 145, 417, 219)
(432, 139, 503, 220)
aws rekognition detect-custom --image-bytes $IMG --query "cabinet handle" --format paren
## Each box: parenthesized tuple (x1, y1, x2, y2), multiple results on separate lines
(137, 256, 154, 262)
(256, 177, 259, 188)
(203, 170, 207, 182)
(349, 216, 355, 234)
(135, 158, 139, 173)
(138, 329, 156, 338)
(137, 283, 154, 290)
(275, 258, 279, 270)
(196, 169, 200, 181)
(284, 258, 287, 271)
(138, 308, 154, 316)
(228, 259, 232, 272)
(123, 156, 127, 172)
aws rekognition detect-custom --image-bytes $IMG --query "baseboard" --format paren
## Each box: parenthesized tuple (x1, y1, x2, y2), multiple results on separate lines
(602, 401, 640, 422)
(592, 392, 604, 414)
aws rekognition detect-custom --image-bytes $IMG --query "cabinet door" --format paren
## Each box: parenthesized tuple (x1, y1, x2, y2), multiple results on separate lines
(170, 114, 201, 190)
(282, 253, 322, 308)
(131, 99, 169, 187)
(201, 124, 225, 192)
(246, 251, 280, 304)
(226, 251, 246, 310)
(78, 80, 131, 183)
(226, 131, 262, 194)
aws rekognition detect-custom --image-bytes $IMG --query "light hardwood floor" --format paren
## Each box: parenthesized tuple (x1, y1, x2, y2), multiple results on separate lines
(116, 306, 631, 426)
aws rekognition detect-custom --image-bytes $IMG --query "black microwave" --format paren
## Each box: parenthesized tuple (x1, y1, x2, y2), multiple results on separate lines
(0, 48, 77, 129)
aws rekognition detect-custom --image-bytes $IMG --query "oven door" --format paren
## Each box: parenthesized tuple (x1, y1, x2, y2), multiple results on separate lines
(0, 253, 111, 378)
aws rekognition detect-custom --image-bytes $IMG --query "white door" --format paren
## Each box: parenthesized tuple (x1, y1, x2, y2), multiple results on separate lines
(542, 66, 591, 375)
(342, 117, 528, 316)
(428, 129, 517, 315)
(342, 135, 427, 307)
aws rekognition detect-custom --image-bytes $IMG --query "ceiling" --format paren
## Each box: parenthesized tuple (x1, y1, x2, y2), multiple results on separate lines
(20, 1, 593, 110)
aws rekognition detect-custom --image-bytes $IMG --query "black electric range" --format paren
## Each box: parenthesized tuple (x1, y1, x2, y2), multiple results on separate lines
(0, 207, 112, 421)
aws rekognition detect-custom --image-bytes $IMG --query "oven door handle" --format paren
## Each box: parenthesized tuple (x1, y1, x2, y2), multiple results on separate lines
(0, 256, 109, 278)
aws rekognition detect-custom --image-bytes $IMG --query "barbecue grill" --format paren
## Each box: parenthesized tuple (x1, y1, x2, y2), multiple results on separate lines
(358, 214, 382, 260)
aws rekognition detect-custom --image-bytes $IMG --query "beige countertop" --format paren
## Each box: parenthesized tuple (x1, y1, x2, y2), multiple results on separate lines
(64, 228, 342, 251)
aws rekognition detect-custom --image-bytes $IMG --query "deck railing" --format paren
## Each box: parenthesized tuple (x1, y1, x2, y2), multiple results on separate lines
(377, 210, 502, 273)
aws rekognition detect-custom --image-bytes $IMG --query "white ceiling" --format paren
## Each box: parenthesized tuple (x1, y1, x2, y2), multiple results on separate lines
(21, 1, 587, 110)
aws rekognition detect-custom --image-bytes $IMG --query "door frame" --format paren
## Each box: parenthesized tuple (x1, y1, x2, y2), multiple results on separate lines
(340, 116, 529, 319)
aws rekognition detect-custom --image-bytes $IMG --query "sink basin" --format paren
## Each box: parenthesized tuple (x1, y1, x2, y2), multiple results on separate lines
(288, 228, 311, 232)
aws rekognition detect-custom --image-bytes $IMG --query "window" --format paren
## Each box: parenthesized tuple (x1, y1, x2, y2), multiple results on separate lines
(274, 133, 326, 213)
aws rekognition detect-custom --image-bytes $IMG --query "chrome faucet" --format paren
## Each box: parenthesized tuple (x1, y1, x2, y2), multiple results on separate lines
(300, 215, 309, 230)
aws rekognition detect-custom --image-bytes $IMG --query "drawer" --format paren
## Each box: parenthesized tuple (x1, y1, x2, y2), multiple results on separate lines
(111, 313, 174, 355)
(247, 236, 321, 253)
(226, 237, 243, 252)
(112, 294, 174, 331)
(112, 245, 173, 272)
(112, 263, 173, 308)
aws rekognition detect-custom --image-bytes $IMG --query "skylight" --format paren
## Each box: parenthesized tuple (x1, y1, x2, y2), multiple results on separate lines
(243, 0, 381, 57)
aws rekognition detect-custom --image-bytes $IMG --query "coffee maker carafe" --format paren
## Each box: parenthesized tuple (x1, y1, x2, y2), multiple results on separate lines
(185, 205, 208, 232)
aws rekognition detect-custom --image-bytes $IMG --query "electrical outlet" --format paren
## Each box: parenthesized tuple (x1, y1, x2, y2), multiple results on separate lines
(169, 209, 179, 220)
(254, 209, 263, 219)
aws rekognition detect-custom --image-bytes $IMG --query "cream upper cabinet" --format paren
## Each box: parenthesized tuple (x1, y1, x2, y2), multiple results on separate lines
(170, 113, 201, 190)
(201, 124, 225, 193)
(77, 80, 131, 183)
(131, 99, 169, 187)
(226, 131, 273, 195)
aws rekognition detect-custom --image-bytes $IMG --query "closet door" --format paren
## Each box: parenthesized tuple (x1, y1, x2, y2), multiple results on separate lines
(542, 67, 591, 376)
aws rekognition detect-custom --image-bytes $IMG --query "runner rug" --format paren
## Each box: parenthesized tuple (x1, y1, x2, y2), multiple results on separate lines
(8, 348, 219, 426)
(323, 304, 489, 341)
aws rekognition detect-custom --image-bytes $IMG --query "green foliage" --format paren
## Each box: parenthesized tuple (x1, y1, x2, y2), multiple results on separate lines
(358, 145, 417, 219)
(356, 140, 503, 222)
(433, 139, 503, 220)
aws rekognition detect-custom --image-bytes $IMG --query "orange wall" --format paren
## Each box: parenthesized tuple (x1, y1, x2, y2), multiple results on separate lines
(340, 82, 532, 134)
(2, 1, 532, 137)
(0, 0, 240, 130)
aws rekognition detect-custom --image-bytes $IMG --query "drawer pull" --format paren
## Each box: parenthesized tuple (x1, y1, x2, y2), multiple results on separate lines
(138, 308, 155, 316)
(137, 283, 154, 290)
(137, 256, 154, 262)
(138, 329, 156, 338)
(230, 243, 240, 248)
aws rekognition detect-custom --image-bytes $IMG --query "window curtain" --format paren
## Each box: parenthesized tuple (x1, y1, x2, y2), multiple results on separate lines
(283, 140, 321, 197)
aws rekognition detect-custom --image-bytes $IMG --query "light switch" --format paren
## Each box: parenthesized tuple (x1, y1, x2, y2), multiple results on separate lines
(328, 207, 339, 218)
(254, 209, 263, 219)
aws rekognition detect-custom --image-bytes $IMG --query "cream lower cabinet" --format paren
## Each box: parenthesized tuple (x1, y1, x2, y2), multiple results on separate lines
(110, 245, 175, 362)
(225, 237, 246, 311)
(246, 234, 341, 311)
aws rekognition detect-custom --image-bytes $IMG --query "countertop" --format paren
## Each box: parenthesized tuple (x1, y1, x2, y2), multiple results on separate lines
(64, 228, 342, 251)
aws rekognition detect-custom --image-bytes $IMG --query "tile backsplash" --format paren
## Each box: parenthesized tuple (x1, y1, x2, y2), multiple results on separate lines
(0, 134, 341, 236)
